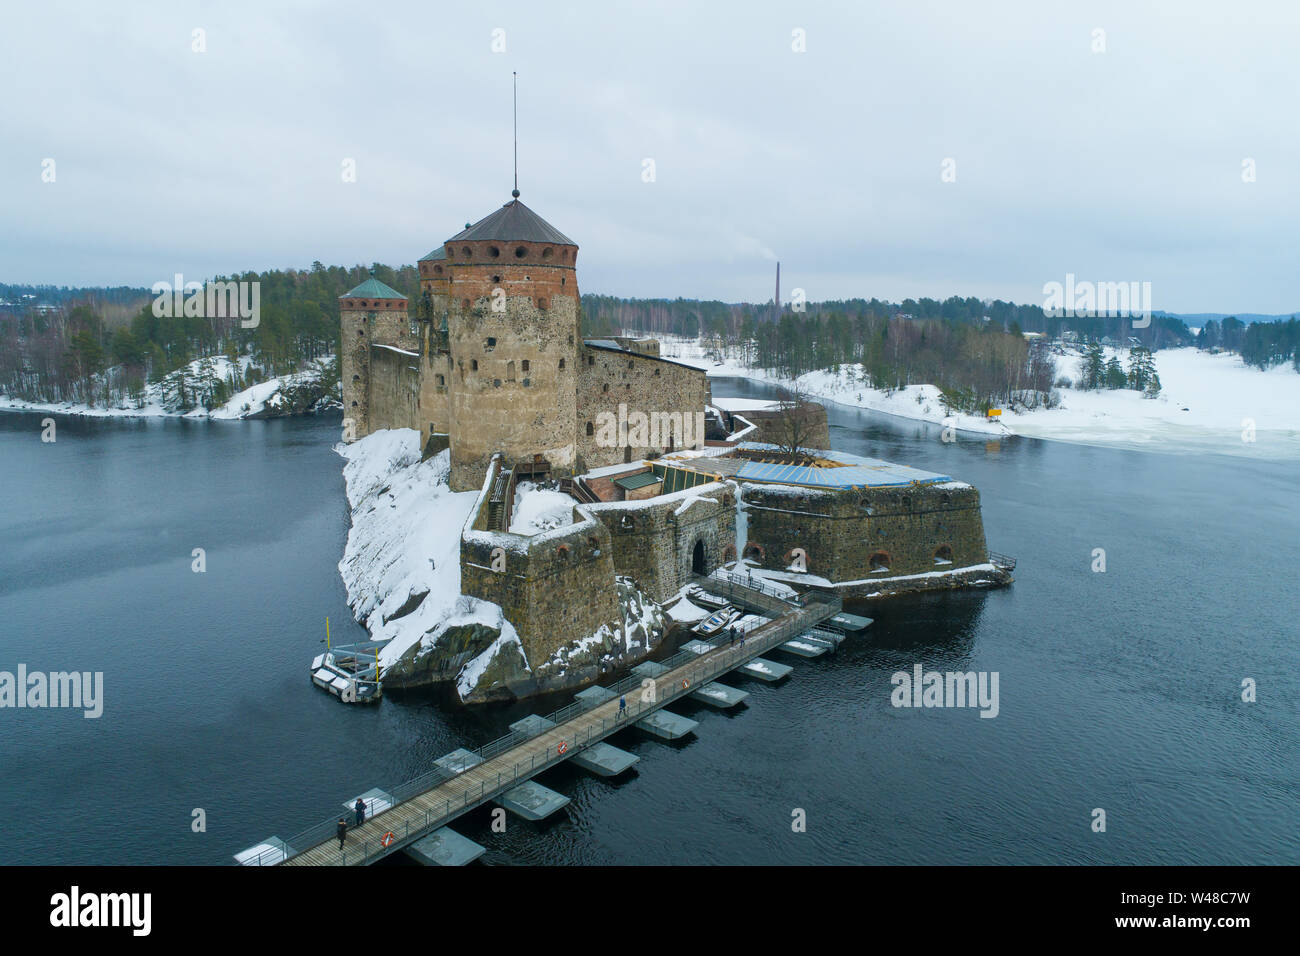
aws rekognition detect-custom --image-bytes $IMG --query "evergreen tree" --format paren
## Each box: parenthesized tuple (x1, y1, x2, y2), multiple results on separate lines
(1104, 356, 1126, 389)
(1082, 342, 1105, 389)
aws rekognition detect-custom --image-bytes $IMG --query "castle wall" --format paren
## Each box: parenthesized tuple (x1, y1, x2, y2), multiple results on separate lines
(460, 461, 621, 665)
(740, 481, 989, 583)
(418, 332, 453, 456)
(364, 345, 421, 433)
(587, 482, 737, 602)
(576, 348, 712, 471)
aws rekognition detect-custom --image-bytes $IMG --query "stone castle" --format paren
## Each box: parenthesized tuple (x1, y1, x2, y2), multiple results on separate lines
(340, 193, 709, 492)
(342, 191, 1012, 702)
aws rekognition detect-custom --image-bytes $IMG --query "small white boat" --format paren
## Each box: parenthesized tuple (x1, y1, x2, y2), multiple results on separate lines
(692, 605, 738, 637)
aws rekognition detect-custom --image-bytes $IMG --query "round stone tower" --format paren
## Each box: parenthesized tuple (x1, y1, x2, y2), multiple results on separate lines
(441, 194, 581, 491)
(339, 272, 410, 442)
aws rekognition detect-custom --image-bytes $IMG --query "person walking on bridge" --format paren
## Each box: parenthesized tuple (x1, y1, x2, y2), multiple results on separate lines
(336, 817, 347, 851)
(354, 798, 366, 828)
(618, 694, 627, 719)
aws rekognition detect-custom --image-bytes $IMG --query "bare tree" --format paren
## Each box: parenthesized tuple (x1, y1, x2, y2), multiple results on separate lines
(770, 382, 818, 459)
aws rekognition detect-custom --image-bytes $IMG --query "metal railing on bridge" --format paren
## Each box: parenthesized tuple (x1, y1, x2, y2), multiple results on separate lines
(253, 590, 839, 866)
(699, 569, 808, 608)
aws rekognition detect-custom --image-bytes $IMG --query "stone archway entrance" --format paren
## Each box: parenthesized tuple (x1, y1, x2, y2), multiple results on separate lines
(692, 539, 707, 575)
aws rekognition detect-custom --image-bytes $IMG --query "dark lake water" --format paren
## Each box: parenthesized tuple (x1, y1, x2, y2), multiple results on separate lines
(1, 387, 1296, 865)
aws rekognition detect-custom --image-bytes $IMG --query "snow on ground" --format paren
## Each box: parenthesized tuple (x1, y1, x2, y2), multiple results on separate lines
(509, 482, 576, 534)
(1008, 347, 1300, 458)
(208, 359, 334, 419)
(665, 594, 710, 623)
(656, 337, 1004, 437)
(0, 355, 336, 420)
(657, 334, 1300, 458)
(456, 631, 525, 699)
(335, 428, 515, 673)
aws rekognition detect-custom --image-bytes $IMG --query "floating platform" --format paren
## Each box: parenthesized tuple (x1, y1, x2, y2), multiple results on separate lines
(342, 788, 393, 819)
(736, 657, 793, 682)
(778, 637, 828, 658)
(685, 586, 729, 611)
(509, 714, 556, 737)
(826, 611, 873, 634)
(683, 639, 714, 656)
(406, 827, 485, 867)
(434, 748, 483, 775)
(636, 709, 699, 740)
(631, 661, 668, 679)
(234, 837, 292, 866)
(574, 685, 617, 709)
(310, 646, 383, 704)
(497, 780, 571, 821)
(689, 682, 749, 708)
(569, 741, 640, 777)
(805, 627, 844, 648)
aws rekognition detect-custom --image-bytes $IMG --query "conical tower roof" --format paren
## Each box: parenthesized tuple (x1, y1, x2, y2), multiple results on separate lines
(445, 198, 575, 246)
(340, 273, 406, 300)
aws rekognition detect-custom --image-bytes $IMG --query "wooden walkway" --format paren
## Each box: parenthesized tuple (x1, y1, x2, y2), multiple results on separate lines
(283, 593, 838, 866)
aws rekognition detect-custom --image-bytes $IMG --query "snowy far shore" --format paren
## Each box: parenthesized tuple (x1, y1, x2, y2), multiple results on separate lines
(657, 336, 1300, 459)
(0, 355, 338, 421)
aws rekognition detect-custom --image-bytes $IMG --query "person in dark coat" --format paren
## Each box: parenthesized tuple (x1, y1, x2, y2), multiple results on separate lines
(354, 798, 366, 827)
(336, 818, 347, 850)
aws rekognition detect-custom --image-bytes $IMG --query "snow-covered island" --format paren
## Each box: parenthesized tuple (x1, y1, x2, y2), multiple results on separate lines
(658, 338, 1300, 459)
(0, 355, 339, 421)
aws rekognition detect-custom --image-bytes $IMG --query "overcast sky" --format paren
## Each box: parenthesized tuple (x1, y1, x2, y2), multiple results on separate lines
(3, 0, 1299, 313)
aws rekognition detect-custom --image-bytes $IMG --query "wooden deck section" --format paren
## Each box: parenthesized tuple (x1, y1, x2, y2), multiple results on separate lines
(281, 591, 838, 866)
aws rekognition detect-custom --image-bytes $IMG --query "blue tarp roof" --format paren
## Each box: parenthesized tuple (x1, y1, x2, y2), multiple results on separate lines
(734, 442, 951, 489)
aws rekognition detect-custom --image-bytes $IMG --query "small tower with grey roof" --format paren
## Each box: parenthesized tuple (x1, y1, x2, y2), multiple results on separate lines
(339, 272, 410, 441)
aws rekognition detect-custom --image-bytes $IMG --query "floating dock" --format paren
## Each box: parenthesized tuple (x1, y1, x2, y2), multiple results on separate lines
(636, 709, 698, 740)
(497, 780, 571, 821)
(434, 748, 483, 775)
(264, 586, 842, 865)
(574, 685, 616, 709)
(406, 828, 485, 866)
(509, 714, 556, 736)
(778, 637, 828, 658)
(689, 682, 749, 708)
(736, 657, 793, 682)
(342, 788, 393, 818)
(569, 741, 639, 777)
(805, 627, 844, 648)
(826, 612, 873, 634)
(631, 661, 668, 679)
(234, 837, 291, 866)
(309, 638, 387, 704)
